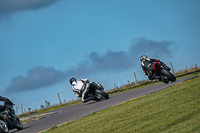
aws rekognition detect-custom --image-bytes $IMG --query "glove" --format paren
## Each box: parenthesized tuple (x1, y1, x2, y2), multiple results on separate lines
(85, 79, 89, 83)
(144, 72, 148, 75)
(156, 59, 160, 62)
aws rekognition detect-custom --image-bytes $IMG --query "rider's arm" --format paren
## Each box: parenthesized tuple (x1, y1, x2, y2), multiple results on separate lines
(150, 58, 161, 62)
(0, 96, 13, 104)
(81, 79, 89, 83)
(0, 96, 3, 101)
(148, 58, 158, 62)
(0, 96, 5, 101)
(0, 96, 9, 102)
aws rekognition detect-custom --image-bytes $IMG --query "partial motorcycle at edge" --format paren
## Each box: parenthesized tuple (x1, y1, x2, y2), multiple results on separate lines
(0, 101, 23, 133)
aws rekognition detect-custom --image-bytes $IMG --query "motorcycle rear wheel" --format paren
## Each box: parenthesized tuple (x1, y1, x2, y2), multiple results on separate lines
(161, 69, 176, 82)
(15, 117, 23, 130)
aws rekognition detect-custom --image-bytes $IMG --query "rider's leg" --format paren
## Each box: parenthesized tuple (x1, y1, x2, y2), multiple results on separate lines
(146, 65, 154, 79)
(4, 106, 11, 118)
(82, 83, 95, 103)
(148, 68, 161, 80)
(82, 86, 89, 103)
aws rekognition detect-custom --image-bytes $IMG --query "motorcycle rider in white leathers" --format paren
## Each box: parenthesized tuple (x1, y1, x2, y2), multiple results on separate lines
(70, 77, 95, 103)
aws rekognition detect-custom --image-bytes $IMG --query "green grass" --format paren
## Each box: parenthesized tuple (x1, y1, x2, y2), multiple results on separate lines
(45, 75, 200, 133)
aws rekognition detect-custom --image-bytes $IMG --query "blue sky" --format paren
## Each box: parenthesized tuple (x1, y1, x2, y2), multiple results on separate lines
(0, 0, 200, 105)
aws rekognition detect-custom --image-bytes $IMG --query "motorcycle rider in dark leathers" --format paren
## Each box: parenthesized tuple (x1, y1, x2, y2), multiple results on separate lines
(0, 96, 16, 121)
(140, 55, 171, 80)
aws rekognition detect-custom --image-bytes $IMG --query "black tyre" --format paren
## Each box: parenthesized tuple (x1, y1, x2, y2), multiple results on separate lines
(161, 69, 176, 82)
(0, 114, 9, 133)
(95, 89, 109, 100)
(15, 117, 23, 130)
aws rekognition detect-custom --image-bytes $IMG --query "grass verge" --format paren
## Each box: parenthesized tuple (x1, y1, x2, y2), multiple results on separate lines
(45, 75, 200, 133)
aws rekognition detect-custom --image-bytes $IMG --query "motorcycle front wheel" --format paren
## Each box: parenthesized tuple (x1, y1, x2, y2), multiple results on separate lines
(161, 69, 176, 82)
(15, 117, 23, 130)
(95, 89, 109, 100)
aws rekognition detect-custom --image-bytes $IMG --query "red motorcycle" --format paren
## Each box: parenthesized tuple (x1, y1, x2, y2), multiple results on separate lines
(151, 62, 176, 83)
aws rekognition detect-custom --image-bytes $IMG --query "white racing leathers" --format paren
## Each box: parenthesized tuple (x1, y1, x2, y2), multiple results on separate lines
(71, 79, 89, 102)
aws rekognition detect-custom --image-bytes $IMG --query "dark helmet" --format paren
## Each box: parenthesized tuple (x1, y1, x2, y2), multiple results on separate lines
(140, 55, 147, 61)
(70, 77, 76, 85)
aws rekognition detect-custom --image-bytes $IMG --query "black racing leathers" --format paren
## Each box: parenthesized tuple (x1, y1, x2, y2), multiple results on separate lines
(141, 58, 170, 79)
(0, 96, 13, 105)
(0, 96, 13, 117)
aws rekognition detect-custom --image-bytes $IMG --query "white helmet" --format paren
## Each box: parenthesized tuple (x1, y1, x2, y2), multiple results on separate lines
(140, 55, 147, 61)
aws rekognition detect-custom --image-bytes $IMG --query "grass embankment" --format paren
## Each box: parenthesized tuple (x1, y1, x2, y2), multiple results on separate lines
(46, 75, 200, 133)
(18, 68, 200, 120)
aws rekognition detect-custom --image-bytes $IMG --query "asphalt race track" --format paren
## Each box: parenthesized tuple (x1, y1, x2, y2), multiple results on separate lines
(10, 76, 195, 133)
